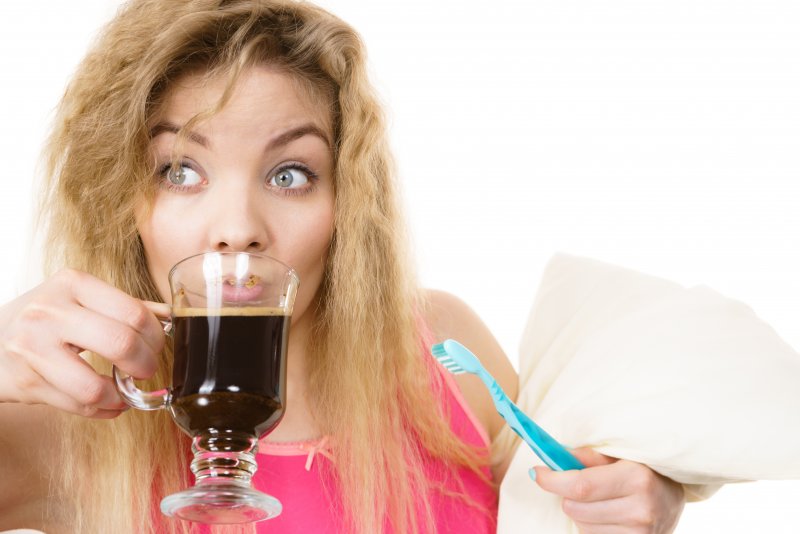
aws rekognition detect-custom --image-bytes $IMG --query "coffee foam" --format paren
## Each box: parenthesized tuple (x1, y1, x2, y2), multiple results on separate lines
(173, 306, 288, 317)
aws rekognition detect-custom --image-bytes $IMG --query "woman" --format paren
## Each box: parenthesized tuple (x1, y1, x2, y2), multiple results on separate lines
(0, 1, 685, 532)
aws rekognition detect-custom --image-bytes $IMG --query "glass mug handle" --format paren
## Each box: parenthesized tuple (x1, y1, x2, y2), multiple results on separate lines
(112, 318, 173, 411)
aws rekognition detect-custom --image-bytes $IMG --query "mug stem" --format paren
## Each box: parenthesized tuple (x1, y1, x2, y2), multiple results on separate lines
(190, 432, 259, 483)
(160, 431, 281, 524)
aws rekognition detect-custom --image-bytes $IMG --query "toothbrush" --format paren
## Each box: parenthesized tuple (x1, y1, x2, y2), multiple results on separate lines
(431, 339, 584, 471)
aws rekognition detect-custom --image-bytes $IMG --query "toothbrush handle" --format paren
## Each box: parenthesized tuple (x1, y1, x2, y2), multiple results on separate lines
(506, 401, 584, 471)
(483, 376, 584, 471)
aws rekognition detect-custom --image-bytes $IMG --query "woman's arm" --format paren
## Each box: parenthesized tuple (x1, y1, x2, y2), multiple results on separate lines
(423, 289, 686, 533)
(0, 270, 166, 525)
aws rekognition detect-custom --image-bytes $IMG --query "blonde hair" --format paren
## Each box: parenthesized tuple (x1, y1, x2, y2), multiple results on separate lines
(42, 1, 492, 532)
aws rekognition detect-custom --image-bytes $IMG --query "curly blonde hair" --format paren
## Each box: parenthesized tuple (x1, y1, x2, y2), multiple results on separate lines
(42, 1, 492, 532)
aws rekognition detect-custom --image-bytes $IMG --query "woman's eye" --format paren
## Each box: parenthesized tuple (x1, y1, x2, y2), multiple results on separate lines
(269, 167, 310, 189)
(165, 164, 203, 187)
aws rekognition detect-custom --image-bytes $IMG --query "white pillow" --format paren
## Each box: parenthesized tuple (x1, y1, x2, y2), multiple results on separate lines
(497, 254, 800, 534)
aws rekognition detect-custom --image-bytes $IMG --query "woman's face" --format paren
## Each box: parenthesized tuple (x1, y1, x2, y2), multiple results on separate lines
(136, 66, 335, 327)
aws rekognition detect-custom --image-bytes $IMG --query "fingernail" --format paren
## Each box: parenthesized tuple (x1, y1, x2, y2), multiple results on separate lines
(528, 468, 537, 482)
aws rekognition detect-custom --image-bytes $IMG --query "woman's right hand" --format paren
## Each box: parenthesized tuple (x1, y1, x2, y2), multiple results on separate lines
(0, 269, 167, 418)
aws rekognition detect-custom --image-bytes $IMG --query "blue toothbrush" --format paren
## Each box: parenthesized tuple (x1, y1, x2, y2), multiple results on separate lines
(431, 339, 584, 471)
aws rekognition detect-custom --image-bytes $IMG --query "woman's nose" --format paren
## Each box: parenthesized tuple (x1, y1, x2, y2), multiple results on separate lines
(206, 183, 269, 253)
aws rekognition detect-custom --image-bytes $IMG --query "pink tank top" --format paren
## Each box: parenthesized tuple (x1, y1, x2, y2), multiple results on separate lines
(248, 365, 497, 533)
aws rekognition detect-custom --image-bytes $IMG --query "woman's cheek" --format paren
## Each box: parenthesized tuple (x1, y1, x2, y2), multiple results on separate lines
(282, 207, 334, 317)
(137, 198, 207, 299)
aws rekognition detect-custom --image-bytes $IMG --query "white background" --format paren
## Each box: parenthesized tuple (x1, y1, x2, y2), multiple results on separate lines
(0, 1, 798, 532)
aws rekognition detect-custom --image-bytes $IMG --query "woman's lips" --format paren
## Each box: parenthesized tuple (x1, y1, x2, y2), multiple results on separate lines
(220, 274, 264, 303)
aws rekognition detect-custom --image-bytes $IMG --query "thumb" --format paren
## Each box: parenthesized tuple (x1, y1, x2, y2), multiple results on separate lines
(569, 446, 617, 468)
(142, 300, 170, 319)
(527, 447, 616, 486)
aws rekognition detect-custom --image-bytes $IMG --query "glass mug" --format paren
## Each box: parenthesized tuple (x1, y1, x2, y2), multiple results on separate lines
(113, 252, 299, 524)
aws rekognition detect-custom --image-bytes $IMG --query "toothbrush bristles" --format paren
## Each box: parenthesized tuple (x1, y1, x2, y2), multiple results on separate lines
(433, 356, 465, 374)
(431, 342, 466, 374)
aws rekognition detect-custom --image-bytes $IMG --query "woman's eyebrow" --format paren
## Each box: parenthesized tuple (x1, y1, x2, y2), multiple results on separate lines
(148, 122, 330, 151)
(149, 121, 208, 147)
(266, 123, 331, 152)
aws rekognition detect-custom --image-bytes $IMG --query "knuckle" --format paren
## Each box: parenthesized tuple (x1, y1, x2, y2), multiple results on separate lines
(632, 503, 657, 527)
(54, 268, 82, 286)
(77, 378, 107, 406)
(127, 304, 150, 332)
(632, 467, 657, 493)
(570, 477, 593, 501)
(18, 301, 53, 325)
(2, 337, 28, 359)
(110, 327, 138, 357)
(79, 404, 100, 418)
(14, 368, 43, 392)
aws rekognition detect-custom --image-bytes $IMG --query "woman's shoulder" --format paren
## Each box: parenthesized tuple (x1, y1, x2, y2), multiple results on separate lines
(420, 289, 518, 441)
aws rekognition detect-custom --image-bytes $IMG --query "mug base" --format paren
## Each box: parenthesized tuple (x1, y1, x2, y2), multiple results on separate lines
(160, 482, 281, 524)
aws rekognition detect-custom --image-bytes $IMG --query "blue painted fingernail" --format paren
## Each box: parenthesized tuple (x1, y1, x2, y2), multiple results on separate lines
(528, 468, 537, 482)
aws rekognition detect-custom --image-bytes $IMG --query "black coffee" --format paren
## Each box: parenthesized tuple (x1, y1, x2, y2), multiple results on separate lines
(168, 308, 289, 438)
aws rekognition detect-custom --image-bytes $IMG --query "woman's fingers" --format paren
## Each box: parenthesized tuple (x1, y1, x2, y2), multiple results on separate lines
(3, 342, 126, 417)
(28, 374, 126, 419)
(533, 460, 637, 503)
(571, 522, 630, 534)
(142, 300, 170, 319)
(0, 269, 168, 417)
(532, 451, 686, 533)
(56, 269, 166, 355)
(30, 349, 128, 412)
(570, 447, 617, 467)
(562, 495, 642, 525)
(57, 303, 160, 379)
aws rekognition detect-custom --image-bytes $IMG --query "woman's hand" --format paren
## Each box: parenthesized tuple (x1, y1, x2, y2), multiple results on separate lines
(0, 269, 166, 418)
(531, 448, 685, 533)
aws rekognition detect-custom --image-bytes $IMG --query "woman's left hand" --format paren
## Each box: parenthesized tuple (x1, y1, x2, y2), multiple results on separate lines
(531, 448, 685, 533)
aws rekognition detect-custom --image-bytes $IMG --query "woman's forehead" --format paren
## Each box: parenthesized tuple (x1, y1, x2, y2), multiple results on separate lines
(151, 65, 334, 140)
